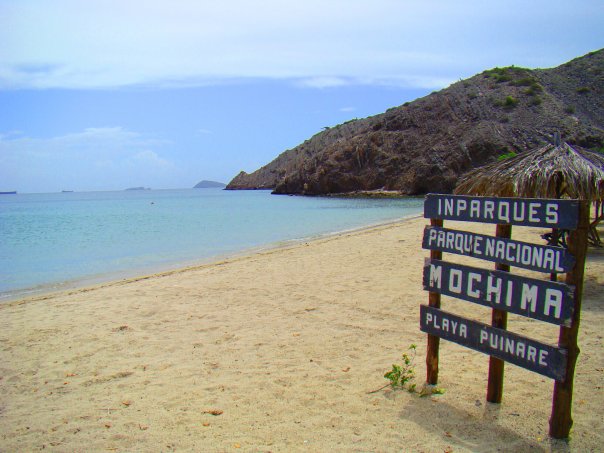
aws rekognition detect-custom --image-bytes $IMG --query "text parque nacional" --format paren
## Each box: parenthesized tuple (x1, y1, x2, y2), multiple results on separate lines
(422, 226, 575, 273)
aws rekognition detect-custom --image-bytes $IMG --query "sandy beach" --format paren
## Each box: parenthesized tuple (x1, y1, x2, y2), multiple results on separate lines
(1, 216, 603, 452)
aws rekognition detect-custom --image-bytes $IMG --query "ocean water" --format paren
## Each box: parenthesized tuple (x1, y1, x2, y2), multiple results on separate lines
(0, 189, 423, 300)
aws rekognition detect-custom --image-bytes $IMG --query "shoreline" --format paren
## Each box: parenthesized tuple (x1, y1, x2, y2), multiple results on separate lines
(1, 216, 602, 451)
(1, 213, 422, 306)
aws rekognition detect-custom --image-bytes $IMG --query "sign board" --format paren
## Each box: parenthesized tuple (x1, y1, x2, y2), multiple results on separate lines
(420, 193, 588, 438)
(422, 226, 575, 273)
(420, 305, 568, 381)
(424, 194, 579, 229)
(423, 259, 575, 326)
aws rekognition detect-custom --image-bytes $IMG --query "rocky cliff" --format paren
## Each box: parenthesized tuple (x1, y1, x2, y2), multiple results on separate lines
(227, 49, 604, 195)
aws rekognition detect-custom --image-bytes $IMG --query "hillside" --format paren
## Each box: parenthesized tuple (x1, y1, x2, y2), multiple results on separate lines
(226, 49, 604, 195)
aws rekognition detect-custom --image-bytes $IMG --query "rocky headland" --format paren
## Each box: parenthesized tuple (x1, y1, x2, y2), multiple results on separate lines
(227, 49, 603, 195)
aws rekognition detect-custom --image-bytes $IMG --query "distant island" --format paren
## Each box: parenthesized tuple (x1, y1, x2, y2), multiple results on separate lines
(126, 187, 151, 191)
(193, 180, 226, 189)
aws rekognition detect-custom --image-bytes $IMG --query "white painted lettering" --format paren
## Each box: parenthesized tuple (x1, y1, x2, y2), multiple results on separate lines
(512, 202, 525, 222)
(473, 236, 483, 255)
(544, 289, 563, 319)
(527, 345, 537, 363)
(521, 245, 532, 265)
(456, 199, 467, 216)
(485, 237, 495, 256)
(459, 324, 467, 338)
(505, 280, 513, 307)
(447, 231, 455, 249)
(468, 273, 481, 298)
(516, 342, 526, 358)
(539, 350, 549, 366)
(520, 284, 538, 313)
(498, 201, 510, 223)
(543, 249, 555, 271)
(531, 247, 544, 269)
(484, 201, 495, 220)
(486, 276, 502, 304)
(429, 264, 442, 289)
(505, 338, 515, 354)
(495, 240, 506, 260)
(480, 330, 488, 344)
(449, 269, 463, 294)
(454, 234, 464, 253)
(529, 202, 541, 223)
(555, 251, 564, 273)
(546, 203, 559, 224)
(506, 242, 516, 261)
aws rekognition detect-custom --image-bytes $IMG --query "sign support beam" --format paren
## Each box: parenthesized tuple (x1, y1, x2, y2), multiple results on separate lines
(487, 224, 511, 403)
(426, 218, 442, 385)
(549, 201, 589, 438)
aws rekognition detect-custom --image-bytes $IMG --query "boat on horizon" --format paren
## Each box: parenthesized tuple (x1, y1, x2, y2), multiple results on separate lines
(0, 191, 17, 195)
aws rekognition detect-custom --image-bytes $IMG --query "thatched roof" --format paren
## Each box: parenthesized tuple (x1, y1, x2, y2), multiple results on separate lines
(454, 142, 604, 200)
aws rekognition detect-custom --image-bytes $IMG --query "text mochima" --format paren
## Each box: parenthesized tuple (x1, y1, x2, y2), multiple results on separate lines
(423, 259, 575, 326)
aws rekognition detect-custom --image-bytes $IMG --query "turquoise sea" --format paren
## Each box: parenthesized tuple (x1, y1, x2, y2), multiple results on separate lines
(0, 189, 423, 300)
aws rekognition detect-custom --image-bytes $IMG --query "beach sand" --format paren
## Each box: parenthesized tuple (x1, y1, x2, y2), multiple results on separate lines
(1, 217, 603, 452)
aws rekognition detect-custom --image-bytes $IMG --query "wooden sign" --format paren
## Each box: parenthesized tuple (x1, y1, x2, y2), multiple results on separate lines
(420, 305, 567, 381)
(420, 193, 589, 439)
(423, 259, 575, 326)
(422, 226, 575, 273)
(424, 194, 579, 229)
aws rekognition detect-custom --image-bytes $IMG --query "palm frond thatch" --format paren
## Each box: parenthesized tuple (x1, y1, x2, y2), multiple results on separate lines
(454, 142, 604, 200)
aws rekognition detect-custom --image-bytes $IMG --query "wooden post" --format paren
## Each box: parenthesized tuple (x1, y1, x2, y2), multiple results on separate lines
(549, 201, 589, 438)
(486, 224, 512, 403)
(426, 218, 443, 385)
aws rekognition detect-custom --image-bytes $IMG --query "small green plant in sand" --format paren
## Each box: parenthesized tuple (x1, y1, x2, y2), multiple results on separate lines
(384, 344, 417, 392)
(368, 344, 417, 394)
(368, 344, 445, 396)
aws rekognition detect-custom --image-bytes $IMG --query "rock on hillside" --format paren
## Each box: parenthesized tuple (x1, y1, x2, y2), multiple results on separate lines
(227, 49, 604, 195)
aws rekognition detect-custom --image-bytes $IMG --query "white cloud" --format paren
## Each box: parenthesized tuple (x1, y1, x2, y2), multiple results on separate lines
(131, 150, 173, 169)
(1, 0, 600, 90)
(0, 127, 176, 192)
(295, 77, 351, 89)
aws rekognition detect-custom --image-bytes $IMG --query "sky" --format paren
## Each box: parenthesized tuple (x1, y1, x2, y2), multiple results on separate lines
(1, 1, 603, 193)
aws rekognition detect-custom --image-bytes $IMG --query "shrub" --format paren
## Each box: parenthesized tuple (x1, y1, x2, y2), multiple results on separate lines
(504, 96, 518, 108)
(564, 105, 576, 114)
(524, 83, 544, 95)
(576, 86, 590, 94)
(511, 77, 534, 87)
(498, 151, 518, 161)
